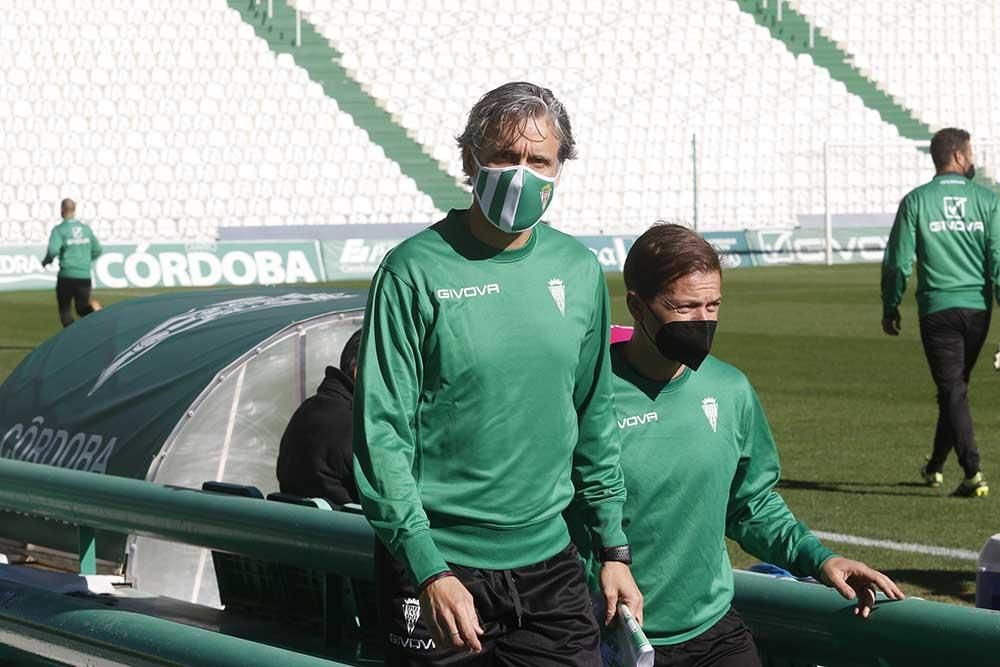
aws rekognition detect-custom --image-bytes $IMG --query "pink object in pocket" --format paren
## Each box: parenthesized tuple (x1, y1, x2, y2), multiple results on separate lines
(610, 325, 634, 344)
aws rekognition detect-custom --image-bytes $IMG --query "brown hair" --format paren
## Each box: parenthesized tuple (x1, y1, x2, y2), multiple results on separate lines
(930, 128, 970, 170)
(624, 223, 721, 299)
(456, 81, 577, 182)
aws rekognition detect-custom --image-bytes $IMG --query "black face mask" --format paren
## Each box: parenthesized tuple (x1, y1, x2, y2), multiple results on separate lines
(639, 303, 718, 371)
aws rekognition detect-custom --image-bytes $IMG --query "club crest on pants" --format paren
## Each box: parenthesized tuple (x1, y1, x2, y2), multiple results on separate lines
(403, 597, 421, 635)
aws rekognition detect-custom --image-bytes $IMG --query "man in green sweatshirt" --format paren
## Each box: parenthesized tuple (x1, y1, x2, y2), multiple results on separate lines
(602, 224, 903, 666)
(41, 199, 103, 327)
(353, 82, 641, 666)
(882, 127, 1000, 497)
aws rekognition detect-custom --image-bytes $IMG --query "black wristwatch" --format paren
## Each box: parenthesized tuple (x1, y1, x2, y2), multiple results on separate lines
(596, 544, 632, 565)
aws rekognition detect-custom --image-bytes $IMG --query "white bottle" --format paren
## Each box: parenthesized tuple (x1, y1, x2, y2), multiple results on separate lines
(976, 533, 1000, 609)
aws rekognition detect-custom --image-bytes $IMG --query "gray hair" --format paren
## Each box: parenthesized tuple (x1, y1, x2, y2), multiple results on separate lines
(456, 82, 578, 174)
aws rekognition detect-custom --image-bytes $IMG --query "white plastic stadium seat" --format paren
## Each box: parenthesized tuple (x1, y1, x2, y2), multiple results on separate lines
(797, 0, 1000, 146)
(6, 0, 959, 240)
(282, 0, 929, 232)
(1, 0, 441, 243)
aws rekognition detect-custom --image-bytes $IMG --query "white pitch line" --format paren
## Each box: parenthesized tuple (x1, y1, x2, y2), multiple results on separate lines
(812, 530, 979, 562)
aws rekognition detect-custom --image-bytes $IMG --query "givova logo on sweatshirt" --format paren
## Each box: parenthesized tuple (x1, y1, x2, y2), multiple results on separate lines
(943, 197, 966, 219)
(66, 226, 91, 246)
(618, 412, 658, 429)
(929, 220, 984, 233)
(931, 196, 984, 233)
(435, 283, 501, 300)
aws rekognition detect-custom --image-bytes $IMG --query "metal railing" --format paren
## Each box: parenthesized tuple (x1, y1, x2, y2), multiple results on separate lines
(0, 578, 350, 667)
(734, 570, 1000, 666)
(2, 458, 1000, 666)
(0, 458, 374, 581)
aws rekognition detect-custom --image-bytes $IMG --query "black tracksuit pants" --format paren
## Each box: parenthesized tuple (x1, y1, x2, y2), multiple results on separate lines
(375, 541, 599, 666)
(653, 608, 761, 667)
(55, 276, 93, 327)
(919, 307, 991, 478)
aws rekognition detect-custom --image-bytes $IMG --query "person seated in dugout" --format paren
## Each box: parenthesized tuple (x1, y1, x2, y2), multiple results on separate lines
(573, 223, 904, 667)
(276, 329, 362, 506)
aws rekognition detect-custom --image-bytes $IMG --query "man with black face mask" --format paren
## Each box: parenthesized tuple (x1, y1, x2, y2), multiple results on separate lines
(882, 127, 1000, 498)
(580, 223, 903, 666)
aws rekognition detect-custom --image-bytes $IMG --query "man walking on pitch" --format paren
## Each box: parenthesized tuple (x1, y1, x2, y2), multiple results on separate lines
(42, 199, 103, 327)
(601, 224, 903, 666)
(882, 127, 1000, 497)
(353, 81, 641, 665)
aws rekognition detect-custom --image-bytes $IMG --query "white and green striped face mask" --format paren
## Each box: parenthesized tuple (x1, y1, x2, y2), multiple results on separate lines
(472, 156, 558, 233)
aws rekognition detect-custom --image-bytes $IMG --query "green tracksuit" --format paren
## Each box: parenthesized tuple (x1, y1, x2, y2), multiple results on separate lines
(882, 173, 1000, 319)
(597, 345, 835, 645)
(43, 219, 102, 279)
(353, 209, 627, 587)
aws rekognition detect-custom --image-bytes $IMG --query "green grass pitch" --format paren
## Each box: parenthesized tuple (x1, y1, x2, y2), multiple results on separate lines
(2, 264, 997, 605)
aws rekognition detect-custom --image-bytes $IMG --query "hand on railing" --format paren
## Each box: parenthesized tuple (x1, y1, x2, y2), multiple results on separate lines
(819, 556, 905, 619)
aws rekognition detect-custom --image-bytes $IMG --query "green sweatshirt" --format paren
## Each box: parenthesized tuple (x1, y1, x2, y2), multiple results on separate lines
(43, 219, 102, 279)
(882, 173, 1000, 319)
(596, 345, 834, 645)
(353, 209, 627, 587)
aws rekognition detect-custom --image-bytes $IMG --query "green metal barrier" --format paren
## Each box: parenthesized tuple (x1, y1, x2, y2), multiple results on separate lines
(734, 570, 1000, 666)
(0, 578, 349, 666)
(0, 458, 374, 580)
(3, 458, 1000, 666)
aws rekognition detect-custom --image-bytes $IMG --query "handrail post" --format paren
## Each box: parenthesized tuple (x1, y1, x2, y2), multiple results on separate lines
(78, 526, 97, 575)
(692, 132, 699, 231)
(824, 142, 833, 266)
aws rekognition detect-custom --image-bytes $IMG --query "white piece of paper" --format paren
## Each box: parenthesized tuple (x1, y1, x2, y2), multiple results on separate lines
(593, 597, 654, 667)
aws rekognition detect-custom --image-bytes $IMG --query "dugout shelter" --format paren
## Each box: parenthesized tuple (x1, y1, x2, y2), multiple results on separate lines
(0, 287, 367, 606)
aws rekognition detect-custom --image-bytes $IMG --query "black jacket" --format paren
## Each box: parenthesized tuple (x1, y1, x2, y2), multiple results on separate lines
(276, 366, 357, 505)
